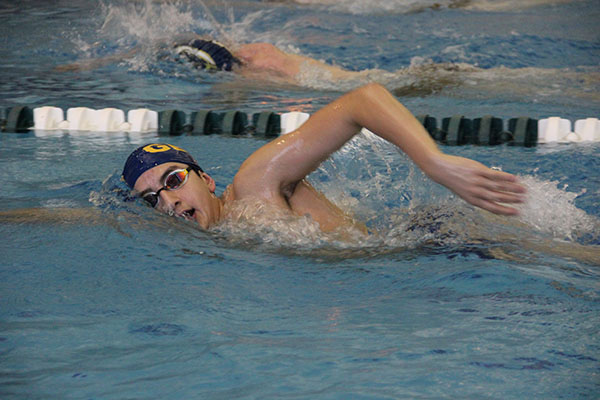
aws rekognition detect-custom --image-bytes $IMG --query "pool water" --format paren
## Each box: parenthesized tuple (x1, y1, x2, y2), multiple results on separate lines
(1, 0, 599, 399)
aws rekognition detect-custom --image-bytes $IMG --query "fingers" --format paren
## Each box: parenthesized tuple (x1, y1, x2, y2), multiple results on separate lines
(468, 170, 526, 215)
(481, 179, 527, 196)
(480, 169, 527, 193)
(478, 189, 524, 204)
(472, 197, 521, 216)
(433, 155, 527, 216)
(464, 193, 520, 215)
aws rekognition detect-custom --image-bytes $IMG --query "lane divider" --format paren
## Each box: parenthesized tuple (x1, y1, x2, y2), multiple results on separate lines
(1, 106, 598, 145)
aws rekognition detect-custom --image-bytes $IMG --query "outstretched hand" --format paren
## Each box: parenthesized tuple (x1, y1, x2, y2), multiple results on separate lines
(426, 154, 526, 215)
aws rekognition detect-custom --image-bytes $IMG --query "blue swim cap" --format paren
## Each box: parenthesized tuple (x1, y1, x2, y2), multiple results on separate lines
(122, 143, 202, 188)
(174, 39, 240, 71)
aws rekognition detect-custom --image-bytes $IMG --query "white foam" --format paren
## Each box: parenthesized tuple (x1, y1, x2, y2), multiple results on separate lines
(516, 175, 597, 241)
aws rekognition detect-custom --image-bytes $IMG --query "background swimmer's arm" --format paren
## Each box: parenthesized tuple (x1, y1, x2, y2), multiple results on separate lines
(54, 48, 139, 72)
(239, 83, 525, 216)
(235, 43, 358, 81)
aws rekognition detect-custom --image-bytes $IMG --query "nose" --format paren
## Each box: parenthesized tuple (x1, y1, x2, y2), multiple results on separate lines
(158, 190, 180, 214)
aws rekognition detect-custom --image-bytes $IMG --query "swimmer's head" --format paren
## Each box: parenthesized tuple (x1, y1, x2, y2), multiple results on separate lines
(174, 39, 240, 71)
(122, 143, 203, 189)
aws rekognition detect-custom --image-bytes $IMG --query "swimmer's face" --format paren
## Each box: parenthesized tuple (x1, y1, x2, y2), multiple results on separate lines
(133, 162, 220, 229)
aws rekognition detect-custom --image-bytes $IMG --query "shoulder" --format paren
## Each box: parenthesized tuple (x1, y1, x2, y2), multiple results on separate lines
(236, 42, 281, 57)
(234, 43, 289, 68)
(230, 160, 267, 200)
(231, 148, 292, 203)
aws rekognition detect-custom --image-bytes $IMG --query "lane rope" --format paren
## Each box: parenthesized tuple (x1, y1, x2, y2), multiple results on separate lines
(1, 105, 599, 145)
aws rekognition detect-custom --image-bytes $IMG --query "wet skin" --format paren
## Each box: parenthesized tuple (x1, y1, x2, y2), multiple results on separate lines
(133, 84, 526, 233)
(133, 161, 364, 232)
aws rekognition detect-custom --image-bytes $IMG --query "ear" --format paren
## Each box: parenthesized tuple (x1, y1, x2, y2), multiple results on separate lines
(199, 172, 216, 193)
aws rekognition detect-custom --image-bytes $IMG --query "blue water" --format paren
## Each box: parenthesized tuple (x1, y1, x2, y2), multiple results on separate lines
(1, 1, 599, 399)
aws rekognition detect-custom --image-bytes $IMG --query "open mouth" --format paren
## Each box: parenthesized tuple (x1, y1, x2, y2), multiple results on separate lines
(181, 209, 196, 221)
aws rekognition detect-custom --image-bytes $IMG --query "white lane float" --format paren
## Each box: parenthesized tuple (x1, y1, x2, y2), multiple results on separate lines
(539, 117, 600, 143)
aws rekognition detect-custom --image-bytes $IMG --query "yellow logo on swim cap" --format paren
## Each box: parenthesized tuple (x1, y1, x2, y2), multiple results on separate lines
(142, 144, 185, 153)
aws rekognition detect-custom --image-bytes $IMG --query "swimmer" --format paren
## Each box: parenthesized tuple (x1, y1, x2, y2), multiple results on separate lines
(55, 31, 599, 101)
(55, 37, 364, 84)
(122, 83, 526, 232)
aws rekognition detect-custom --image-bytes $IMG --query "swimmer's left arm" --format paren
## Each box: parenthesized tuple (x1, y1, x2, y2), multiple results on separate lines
(240, 83, 525, 215)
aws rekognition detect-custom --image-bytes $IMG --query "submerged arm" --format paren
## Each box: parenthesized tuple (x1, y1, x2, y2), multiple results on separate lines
(0, 207, 105, 224)
(239, 83, 525, 215)
(0, 207, 134, 237)
(54, 48, 139, 72)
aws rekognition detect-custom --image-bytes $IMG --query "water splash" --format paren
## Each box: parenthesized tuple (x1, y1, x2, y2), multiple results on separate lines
(89, 173, 135, 210)
(98, 0, 203, 47)
(94, 0, 293, 51)
(515, 175, 598, 242)
(77, 0, 294, 76)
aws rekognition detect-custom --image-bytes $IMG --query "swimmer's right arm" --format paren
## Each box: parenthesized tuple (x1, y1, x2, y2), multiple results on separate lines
(239, 83, 525, 216)
(336, 84, 527, 215)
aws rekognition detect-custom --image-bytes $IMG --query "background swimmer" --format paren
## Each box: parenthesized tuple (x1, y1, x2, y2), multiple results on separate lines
(55, 35, 403, 86)
(54, 32, 599, 104)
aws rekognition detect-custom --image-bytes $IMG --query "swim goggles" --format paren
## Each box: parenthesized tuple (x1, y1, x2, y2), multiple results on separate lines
(141, 166, 194, 208)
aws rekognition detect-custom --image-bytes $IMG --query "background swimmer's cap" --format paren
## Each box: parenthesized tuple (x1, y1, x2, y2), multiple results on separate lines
(174, 39, 240, 71)
(122, 143, 202, 188)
